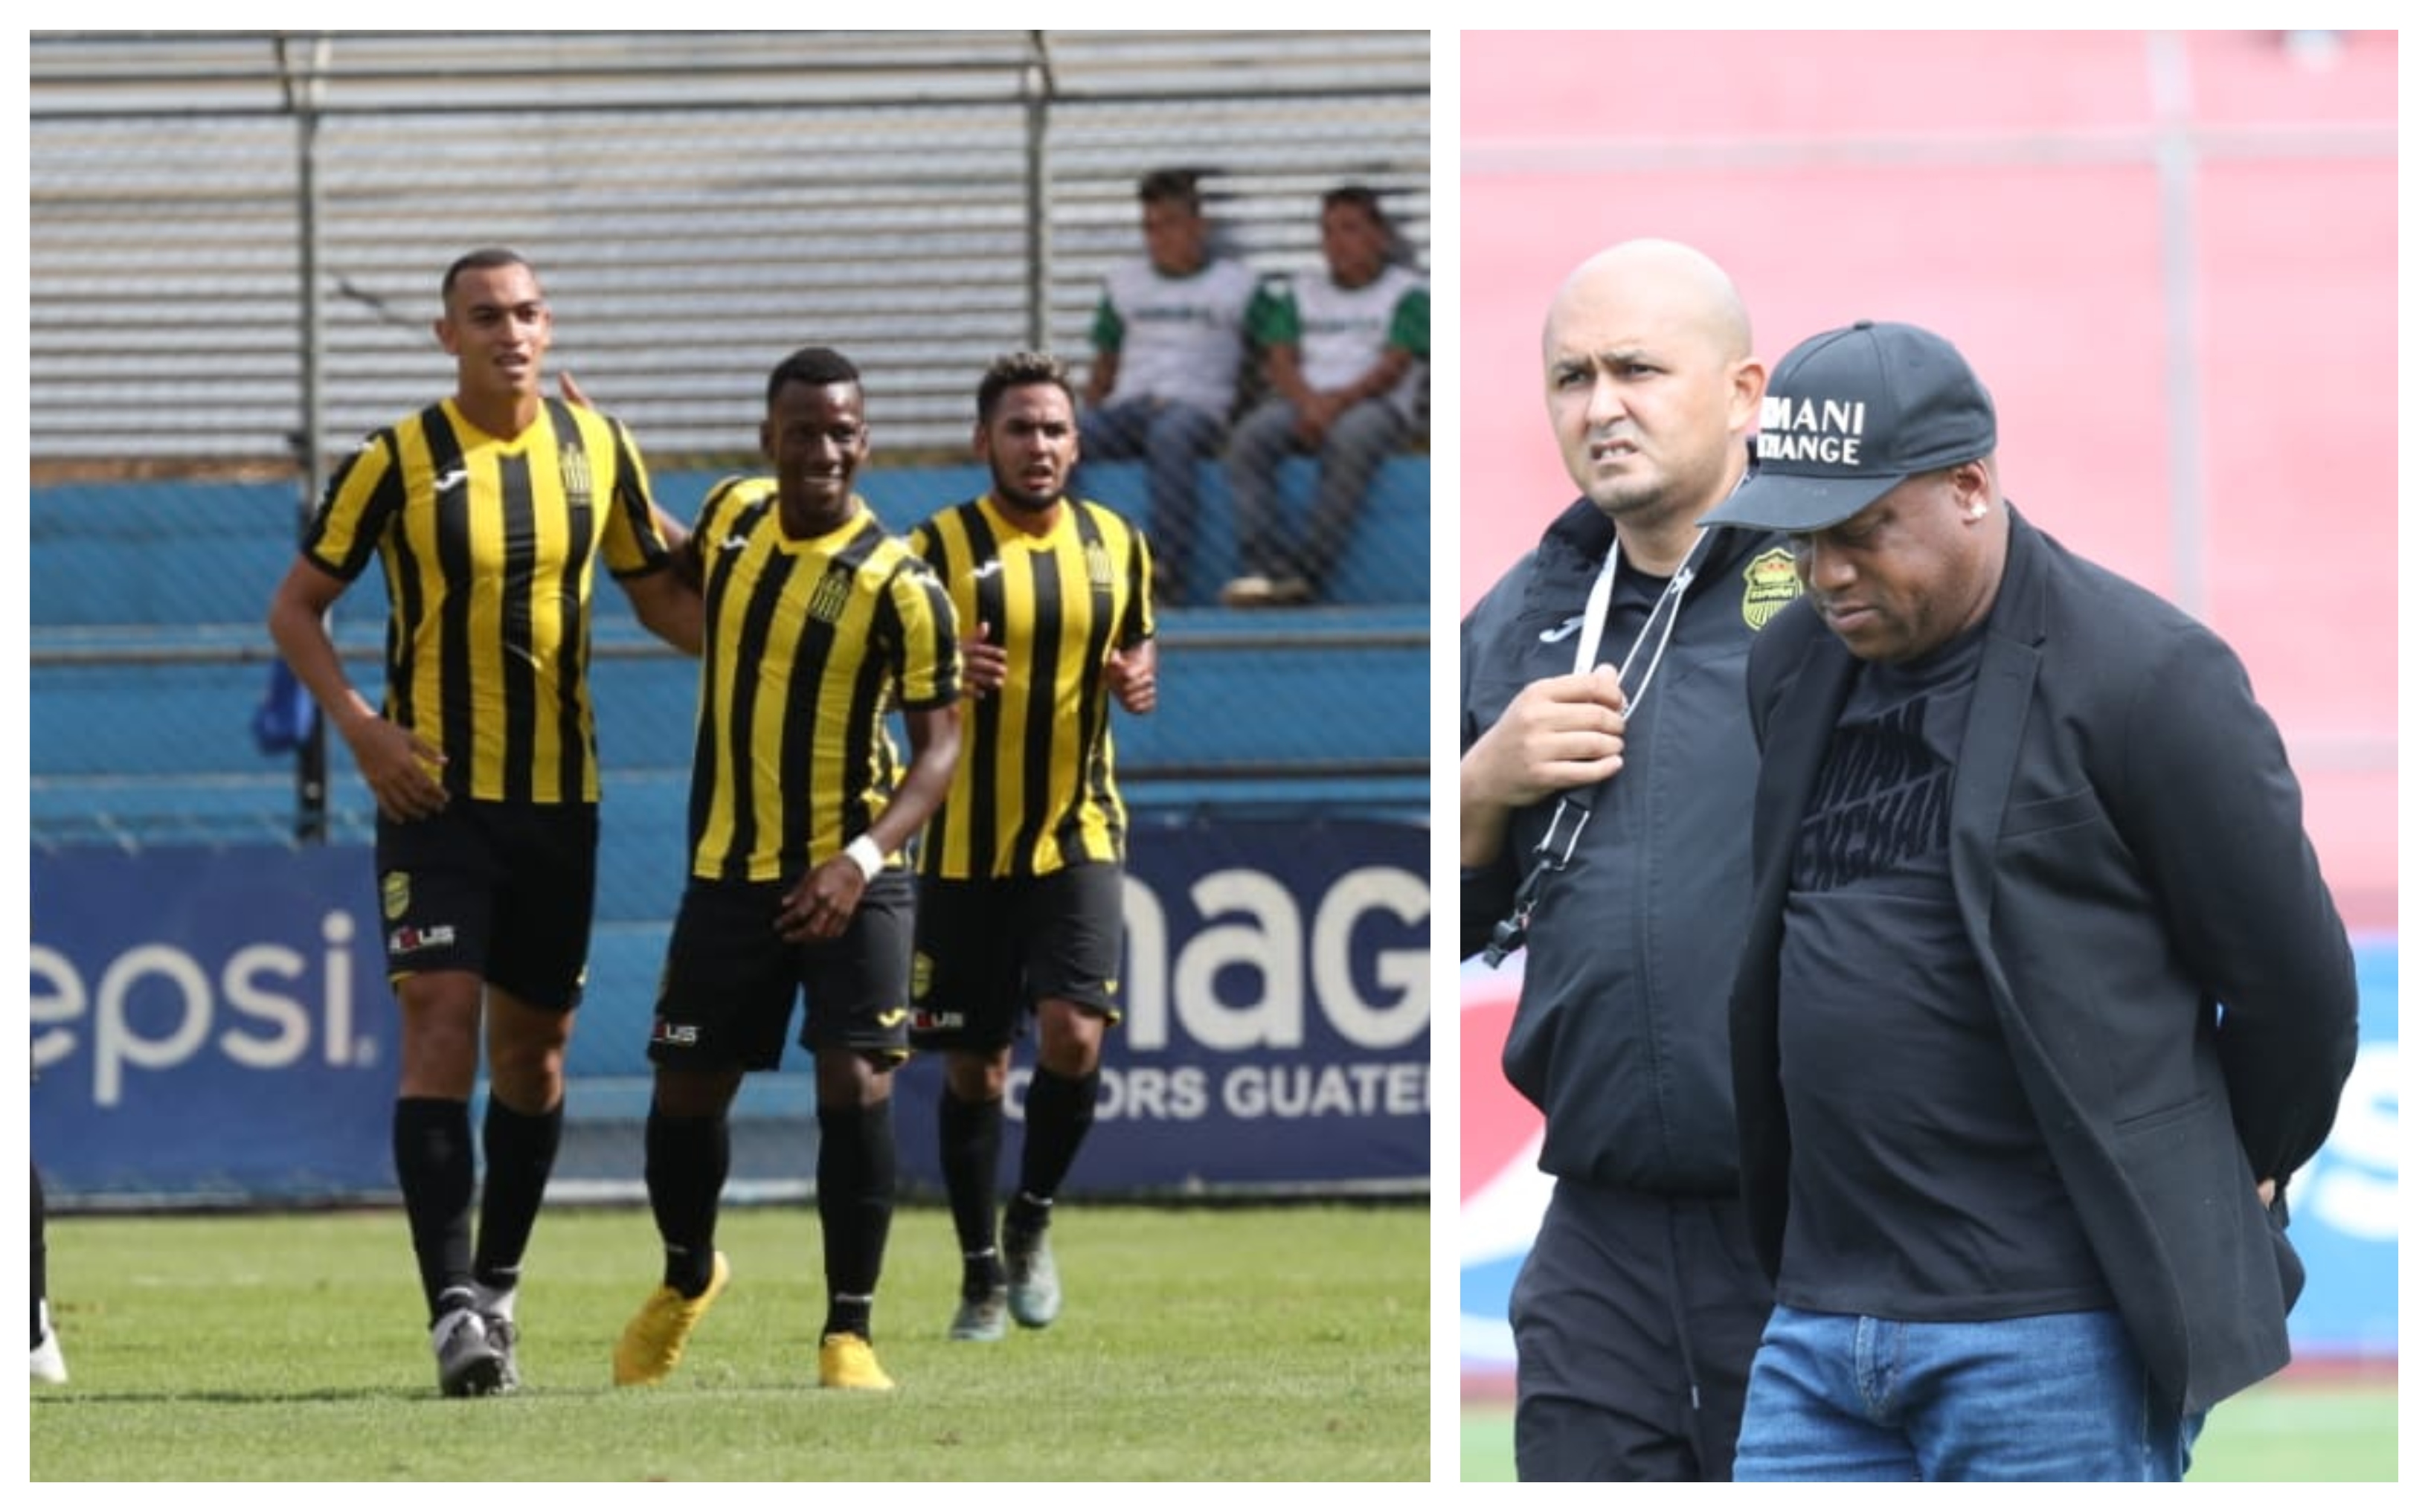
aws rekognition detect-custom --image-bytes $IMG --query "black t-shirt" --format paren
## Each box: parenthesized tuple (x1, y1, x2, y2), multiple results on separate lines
(1775, 623, 2109, 1320)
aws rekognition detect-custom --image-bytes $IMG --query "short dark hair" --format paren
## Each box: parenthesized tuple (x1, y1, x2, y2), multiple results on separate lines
(1323, 184, 1387, 223)
(976, 351, 1075, 425)
(1137, 168, 1202, 213)
(765, 346, 861, 410)
(440, 247, 534, 303)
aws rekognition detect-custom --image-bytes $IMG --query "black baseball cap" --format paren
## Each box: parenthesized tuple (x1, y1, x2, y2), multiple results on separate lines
(1704, 319, 1997, 533)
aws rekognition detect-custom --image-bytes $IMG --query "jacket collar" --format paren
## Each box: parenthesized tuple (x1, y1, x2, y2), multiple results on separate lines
(1982, 504, 2052, 649)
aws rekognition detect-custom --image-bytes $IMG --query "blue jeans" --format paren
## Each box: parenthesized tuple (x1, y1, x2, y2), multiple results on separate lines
(1732, 1304, 2204, 1482)
(1222, 395, 1410, 588)
(1076, 398, 1224, 601)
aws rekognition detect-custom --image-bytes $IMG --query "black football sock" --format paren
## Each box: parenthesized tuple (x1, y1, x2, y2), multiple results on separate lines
(32, 1162, 49, 1348)
(473, 1093, 562, 1297)
(818, 1101, 896, 1340)
(394, 1097, 477, 1321)
(1012, 1066, 1101, 1233)
(643, 1102, 728, 1297)
(937, 1090, 1006, 1296)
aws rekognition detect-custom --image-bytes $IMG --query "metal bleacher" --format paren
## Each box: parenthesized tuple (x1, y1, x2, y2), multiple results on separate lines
(28, 30, 1430, 462)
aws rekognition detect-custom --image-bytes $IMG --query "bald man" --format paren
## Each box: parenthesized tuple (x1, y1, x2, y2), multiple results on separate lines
(1459, 240, 1783, 1480)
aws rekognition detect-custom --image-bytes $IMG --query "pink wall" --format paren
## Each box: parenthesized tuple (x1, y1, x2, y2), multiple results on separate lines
(1459, 29, 2396, 927)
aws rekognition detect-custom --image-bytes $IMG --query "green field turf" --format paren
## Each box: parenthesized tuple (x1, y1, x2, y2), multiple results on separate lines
(29, 1201, 1426, 1482)
(1459, 1374, 2398, 1482)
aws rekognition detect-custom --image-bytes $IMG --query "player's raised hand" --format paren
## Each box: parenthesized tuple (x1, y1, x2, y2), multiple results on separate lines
(1106, 640, 1157, 714)
(1463, 664, 1627, 810)
(962, 620, 1009, 698)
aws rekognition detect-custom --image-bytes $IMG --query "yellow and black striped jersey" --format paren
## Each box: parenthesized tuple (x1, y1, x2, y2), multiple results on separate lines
(908, 492, 1155, 879)
(302, 395, 675, 804)
(685, 479, 960, 883)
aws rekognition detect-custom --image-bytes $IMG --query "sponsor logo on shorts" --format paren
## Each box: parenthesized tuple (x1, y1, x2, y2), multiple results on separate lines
(910, 1008, 963, 1033)
(875, 1007, 908, 1029)
(649, 1017, 699, 1047)
(381, 871, 411, 921)
(388, 924, 457, 955)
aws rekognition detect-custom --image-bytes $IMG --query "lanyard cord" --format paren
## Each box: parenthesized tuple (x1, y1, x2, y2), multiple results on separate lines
(1481, 527, 1712, 968)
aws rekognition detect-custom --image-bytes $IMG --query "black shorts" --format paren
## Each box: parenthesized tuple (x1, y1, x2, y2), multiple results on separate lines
(649, 870, 915, 1072)
(909, 862, 1125, 1052)
(373, 799, 597, 1011)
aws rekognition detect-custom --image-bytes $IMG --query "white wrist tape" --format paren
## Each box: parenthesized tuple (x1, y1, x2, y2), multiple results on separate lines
(844, 834, 886, 882)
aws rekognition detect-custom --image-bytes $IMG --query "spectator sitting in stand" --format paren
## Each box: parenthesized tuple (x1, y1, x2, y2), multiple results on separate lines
(1220, 184, 1429, 608)
(1076, 168, 1259, 605)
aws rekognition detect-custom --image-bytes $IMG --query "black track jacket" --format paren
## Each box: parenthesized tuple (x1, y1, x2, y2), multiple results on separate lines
(1461, 497, 1793, 1194)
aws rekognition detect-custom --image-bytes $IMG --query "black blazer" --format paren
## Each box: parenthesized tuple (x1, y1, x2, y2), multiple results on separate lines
(1729, 508, 2359, 1415)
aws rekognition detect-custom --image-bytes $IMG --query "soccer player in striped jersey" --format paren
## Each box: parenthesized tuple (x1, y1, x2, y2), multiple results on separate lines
(907, 351, 1158, 1342)
(266, 247, 701, 1397)
(611, 347, 960, 1393)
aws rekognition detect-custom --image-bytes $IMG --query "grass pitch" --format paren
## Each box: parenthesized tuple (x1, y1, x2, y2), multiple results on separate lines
(30, 1200, 1425, 1482)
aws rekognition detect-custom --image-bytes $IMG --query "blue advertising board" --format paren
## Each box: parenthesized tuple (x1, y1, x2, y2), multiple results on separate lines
(948, 814, 1432, 1194)
(31, 846, 398, 1199)
(31, 817, 1430, 1200)
(2276, 933, 2398, 1355)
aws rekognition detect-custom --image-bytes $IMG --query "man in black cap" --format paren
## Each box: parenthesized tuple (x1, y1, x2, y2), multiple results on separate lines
(1707, 320, 2359, 1480)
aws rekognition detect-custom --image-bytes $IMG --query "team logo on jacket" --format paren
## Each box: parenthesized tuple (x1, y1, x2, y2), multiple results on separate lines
(1741, 547, 1802, 630)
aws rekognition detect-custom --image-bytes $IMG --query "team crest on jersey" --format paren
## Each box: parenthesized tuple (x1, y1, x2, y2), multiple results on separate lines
(381, 870, 411, 921)
(1085, 538, 1114, 591)
(558, 443, 594, 510)
(809, 563, 855, 625)
(1741, 547, 1802, 631)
